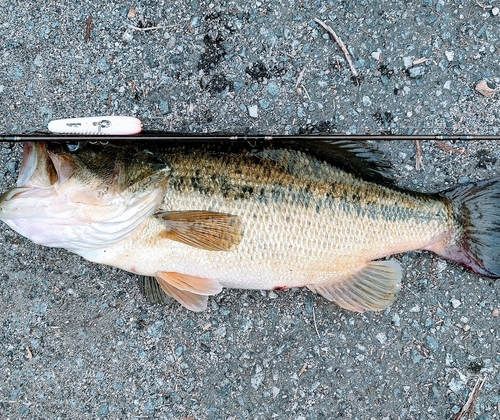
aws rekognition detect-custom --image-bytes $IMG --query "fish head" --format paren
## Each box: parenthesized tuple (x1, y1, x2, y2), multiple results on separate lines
(0, 142, 166, 252)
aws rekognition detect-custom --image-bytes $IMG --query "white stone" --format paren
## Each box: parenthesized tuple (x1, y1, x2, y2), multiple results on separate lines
(376, 332, 387, 344)
(248, 105, 258, 118)
(403, 56, 413, 69)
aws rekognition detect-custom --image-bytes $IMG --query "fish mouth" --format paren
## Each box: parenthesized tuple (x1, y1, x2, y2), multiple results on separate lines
(0, 142, 75, 219)
(17, 142, 59, 188)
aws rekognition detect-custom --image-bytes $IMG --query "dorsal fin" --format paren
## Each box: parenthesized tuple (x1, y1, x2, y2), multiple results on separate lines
(286, 140, 395, 186)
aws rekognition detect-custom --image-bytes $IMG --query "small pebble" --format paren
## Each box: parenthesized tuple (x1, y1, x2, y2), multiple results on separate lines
(492, 7, 499, 16)
(6, 161, 17, 173)
(98, 402, 109, 416)
(375, 332, 387, 344)
(403, 56, 413, 69)
(127, 7, 136, 19)
(158, 100, 169, 114)
(8, 65, 24, 81)
(266, 81, 280, 97)
(122, 29, 133, 42)
(251, 366, 265, 390)
(408, 67, 424, 78)
(371, 51, 381, 61)
(445, 353, 453, 366)
(96, 57, 108, 71)
(445, 51, 454, 61)
(33, 55, 43, 67)
(190, 16, 201, 28)
(258, 98, 270, 109)
(475, 80, 496, 97)
(233, 81, 244, 92)
(450, 298, 461, 308)
(248, 105, 258, 118)
(425, 336, 439, 352)
(448, 378, 465, 394)
(492, 308, 499, 317)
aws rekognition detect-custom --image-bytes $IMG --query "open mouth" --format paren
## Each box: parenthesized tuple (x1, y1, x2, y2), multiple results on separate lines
(16, 142, 70, 188)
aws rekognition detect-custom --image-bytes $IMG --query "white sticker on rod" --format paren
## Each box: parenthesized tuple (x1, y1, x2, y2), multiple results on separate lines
(47, 116, 143, 135)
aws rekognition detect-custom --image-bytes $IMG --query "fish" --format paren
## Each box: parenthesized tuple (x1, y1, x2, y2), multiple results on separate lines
(1, 140, 499, 312)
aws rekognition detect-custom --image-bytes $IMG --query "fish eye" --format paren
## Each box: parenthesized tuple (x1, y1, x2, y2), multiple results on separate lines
(66, 143, 80, 152)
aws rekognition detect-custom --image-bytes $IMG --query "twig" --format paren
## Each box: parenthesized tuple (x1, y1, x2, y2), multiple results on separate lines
(298, 362, 308, 376)
(404, 283, 420, 299)
(475, 1, 492, 10)
(312, 306, 321, 339)
(301, 84, 312, 102)
(413, 57, 429, 65)
(85, 15, 92, 42)
(314, 18, 358, 77)
(435, 141, 465, 154)
(452, 374, 487, 420)
(295, 66, 307, 90)
(124, 23, 177, 32)
(414, 139, 424, 170)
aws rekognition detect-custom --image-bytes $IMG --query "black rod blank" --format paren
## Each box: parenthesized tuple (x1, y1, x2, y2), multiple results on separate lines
(1, 132, 500, 143)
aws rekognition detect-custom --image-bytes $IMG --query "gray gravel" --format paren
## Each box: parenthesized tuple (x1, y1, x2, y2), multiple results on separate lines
(1, 1, 500, 419)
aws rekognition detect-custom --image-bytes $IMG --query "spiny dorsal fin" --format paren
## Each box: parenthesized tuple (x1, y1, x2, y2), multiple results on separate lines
(307, 260, 401, 312)
(289, 140, 395, 186)
(155, 271, 222, 312)
(157, 210, 242, 251)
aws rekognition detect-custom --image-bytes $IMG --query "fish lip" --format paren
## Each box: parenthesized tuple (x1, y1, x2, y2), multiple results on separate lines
(17, 142, 43, 187)
(0, 187, 32, 202)
(0, 187, 34, 219)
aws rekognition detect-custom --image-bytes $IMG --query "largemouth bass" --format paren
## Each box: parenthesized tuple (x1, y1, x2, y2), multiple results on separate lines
(1, 140, 499, 312)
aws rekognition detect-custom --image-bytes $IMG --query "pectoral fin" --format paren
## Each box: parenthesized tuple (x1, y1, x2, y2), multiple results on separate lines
(154, 271, 223, 312)
(308, 260, 402, 312)
(157, 210, 242, 251)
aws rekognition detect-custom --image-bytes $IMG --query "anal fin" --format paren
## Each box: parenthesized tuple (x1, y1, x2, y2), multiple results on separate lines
(308, 260, 402, 312)
(154, 271, 223, 312)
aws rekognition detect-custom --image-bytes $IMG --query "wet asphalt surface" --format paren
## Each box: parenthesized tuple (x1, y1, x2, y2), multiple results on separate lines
(0, 1, 500, 419)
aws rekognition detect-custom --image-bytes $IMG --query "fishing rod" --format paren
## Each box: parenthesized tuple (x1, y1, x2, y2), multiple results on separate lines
(2, 133, 500, 142)
(1, 116, 499, 142)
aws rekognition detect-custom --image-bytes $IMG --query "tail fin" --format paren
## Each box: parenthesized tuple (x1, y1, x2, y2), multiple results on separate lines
(436, 177, 500, 277)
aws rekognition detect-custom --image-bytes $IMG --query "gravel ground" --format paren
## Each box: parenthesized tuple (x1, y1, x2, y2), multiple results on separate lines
(1, 1, 500, 419)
